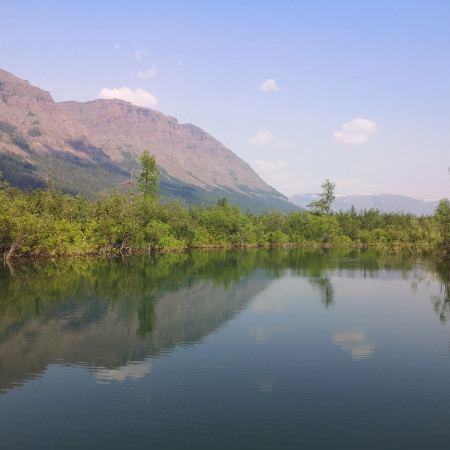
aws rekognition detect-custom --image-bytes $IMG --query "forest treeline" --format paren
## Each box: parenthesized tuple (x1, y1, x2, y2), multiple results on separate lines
(0, 174, 449, 261)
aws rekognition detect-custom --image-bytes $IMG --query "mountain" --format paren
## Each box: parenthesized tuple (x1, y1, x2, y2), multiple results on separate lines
(59, 99, 293, 211)
(0, 68, 109, 162)
(0, 67, 296, 212)
(289, 193, 440, 216)
(0, 68, 127, 195)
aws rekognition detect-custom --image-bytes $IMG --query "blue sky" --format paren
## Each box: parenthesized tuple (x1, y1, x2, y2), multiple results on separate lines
(1, 0, 449, 199)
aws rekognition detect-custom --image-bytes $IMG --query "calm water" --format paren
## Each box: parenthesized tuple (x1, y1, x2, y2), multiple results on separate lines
(0, 249, 449, 449)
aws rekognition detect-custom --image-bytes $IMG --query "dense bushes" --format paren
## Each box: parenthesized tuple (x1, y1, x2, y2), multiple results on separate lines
(0, 175, 448, 260)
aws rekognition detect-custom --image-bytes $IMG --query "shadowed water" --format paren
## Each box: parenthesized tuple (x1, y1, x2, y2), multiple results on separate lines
(0, 249, 449, 449)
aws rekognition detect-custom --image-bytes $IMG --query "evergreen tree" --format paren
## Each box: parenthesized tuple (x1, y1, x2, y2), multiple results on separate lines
(138, 149, 159, 198)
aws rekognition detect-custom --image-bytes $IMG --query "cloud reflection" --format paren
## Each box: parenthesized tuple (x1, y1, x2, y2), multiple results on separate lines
(333, 332, 375, 360)
(94, 361, 152, 383)
(248, 325, 293, 344)
(248, 327, 272, 343)
(257, 380, 273, 392)
(252, 296, 291, 314)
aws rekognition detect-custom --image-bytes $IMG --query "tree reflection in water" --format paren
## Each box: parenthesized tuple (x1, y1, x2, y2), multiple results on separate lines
(0, 248, 447, 395)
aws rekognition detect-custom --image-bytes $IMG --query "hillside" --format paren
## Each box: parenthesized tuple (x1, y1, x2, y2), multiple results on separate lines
(59, 99, 294, 211)
(0, 68, 296, 212)
(0, 68, 127, 196)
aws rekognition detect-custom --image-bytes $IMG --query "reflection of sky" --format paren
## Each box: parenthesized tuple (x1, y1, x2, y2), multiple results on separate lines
(257, 380, 273, 392)
(248, 325, 293, 343)
(333, 332, 375, 360)
(250, 278, 311, 314)
(248, 327, 272, 343)
(94, 361, 152, 383)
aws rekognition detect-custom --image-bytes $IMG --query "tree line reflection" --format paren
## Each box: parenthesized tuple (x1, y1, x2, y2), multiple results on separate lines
(1, 248, 447, 328)
(0, 248, 447, 393)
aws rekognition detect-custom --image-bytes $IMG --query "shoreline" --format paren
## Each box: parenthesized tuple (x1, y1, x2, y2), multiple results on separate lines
(2, 241, 441, 265)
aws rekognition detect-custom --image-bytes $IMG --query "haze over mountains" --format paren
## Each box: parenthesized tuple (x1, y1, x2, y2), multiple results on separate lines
(290, 193, 440, 216)
(0, 68, 294, 212)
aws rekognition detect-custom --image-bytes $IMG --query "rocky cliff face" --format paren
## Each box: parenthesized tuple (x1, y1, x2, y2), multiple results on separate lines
(0, 68, 109, 163)
(59, 99, 279, 195)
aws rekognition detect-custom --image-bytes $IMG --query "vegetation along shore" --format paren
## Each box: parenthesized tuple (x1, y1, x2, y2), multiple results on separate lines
(0, 154, 449, 262)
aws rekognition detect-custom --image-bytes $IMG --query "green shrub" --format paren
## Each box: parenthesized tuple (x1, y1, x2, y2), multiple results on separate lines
(11, 134, 31, 152)
(28, 127, 42, 137)
(0, 121, 16, 135)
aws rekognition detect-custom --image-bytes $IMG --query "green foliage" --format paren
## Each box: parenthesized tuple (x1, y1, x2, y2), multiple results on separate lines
(3, 247, 445, 328)
(0, 121, 16, 135)
(1, 145, 296, 213)
(435, 199, 450, 257)
(138, 149, 159, 197)
(307, 179, 336, 215)
(11, 133, 31, 152)
(27, 127, 42, 137)
(0, 171, 448, 261)
(0, 152, 46, 190)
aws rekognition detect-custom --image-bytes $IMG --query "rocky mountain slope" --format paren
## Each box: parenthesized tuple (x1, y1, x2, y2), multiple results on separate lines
(0, 67, 295, 212)
(60, 99, 274, 195)
(0, 68, 110, 164)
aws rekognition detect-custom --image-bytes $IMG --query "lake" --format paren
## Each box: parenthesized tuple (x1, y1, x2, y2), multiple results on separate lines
(0, 248, 449, 449)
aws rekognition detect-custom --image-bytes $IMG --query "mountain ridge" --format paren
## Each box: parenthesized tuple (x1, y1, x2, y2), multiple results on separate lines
(0, 67, 296, 212)
(59, 98, 277, 196)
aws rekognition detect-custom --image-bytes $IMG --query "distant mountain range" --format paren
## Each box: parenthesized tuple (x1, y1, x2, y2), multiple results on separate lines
(0, 68, 296, 213)
(289, 193, 440, 215)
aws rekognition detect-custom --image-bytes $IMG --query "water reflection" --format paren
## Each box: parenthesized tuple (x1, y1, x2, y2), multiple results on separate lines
(430, 260, 450, 323)
(409, 259, 450, 323)
(333, 331, 376, 360)
(248, 325, 293, 343)
(310, 276, 335, 308)
(256, 380, 273, 392)
(94, 361, 153, 384)
(0, 248, 447, 394)
(248, 327, 272, 343)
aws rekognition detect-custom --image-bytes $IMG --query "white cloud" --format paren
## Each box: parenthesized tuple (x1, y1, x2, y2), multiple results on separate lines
(258, 78, 280, 92)
(333, 331, 375, 360)
(249, 130, 275, 146)
(251, 160, 328, 196)
(253, 159, 289, 174)
(138, 66, 156, 78)
(135, 49, 146, 61)
(276, 140, 295, 148)
(252, 159, 298, 194)
(250, 131, 293, 147)
(98, 87, 158, 107)
(114, 44, 120, 50)
(334, 118, 378, 144)
(334, 177, 377, 194)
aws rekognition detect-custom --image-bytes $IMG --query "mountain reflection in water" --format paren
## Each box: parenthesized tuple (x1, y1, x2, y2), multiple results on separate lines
(1, 249, 450, 450)
(0, 248, 448, 395)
